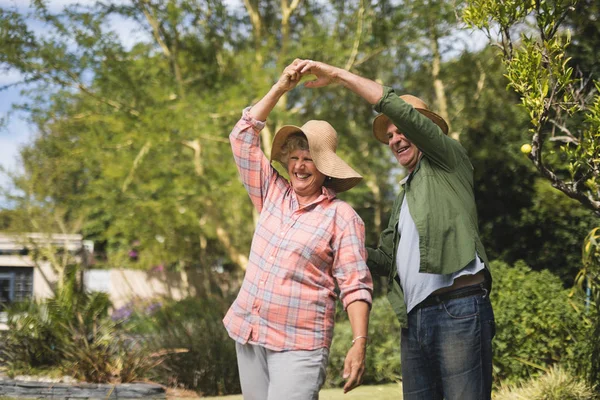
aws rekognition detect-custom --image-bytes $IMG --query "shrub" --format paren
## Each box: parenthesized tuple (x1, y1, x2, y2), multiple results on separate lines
(491, 260, 593, 385)
(494, 365, 598, 400)
(326, 296, 401, 387)
(1, 300, 64, 372)
(0, 264, 161, 383)
(1, 265, 113, 376)
(124, 295, 240, 396)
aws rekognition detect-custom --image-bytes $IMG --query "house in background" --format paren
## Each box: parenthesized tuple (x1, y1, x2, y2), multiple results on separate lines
(0, 233, 92, 309)
(0, 232, 209, 329)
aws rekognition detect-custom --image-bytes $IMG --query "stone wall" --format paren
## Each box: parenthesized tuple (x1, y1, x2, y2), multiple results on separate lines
(0, 379, 166, 399)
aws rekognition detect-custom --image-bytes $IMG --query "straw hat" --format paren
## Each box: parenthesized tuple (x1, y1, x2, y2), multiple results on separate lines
(372, 94, 449, 144)
(270, 120, 363, 193)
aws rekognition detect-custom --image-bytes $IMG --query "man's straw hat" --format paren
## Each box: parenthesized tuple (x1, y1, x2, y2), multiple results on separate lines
(372, 94, 449, 144)
(270, 120, 362, 193)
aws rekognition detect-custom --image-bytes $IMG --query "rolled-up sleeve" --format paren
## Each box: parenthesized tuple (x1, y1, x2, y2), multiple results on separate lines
(332, 216, 373, 309)
(229, 108, 277, 213)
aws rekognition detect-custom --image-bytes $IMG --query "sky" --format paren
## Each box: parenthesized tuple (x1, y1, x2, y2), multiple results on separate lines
(0, 0, 488, 197)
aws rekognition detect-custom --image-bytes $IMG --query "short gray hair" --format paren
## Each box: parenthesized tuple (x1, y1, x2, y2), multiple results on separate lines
(279, 132, 309, 164)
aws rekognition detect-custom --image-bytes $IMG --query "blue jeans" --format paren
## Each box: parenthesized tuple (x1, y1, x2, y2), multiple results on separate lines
(400, 290, 495, 400)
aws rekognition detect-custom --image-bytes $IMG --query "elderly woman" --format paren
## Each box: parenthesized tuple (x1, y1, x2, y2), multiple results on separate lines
(223, 60, 373, 400)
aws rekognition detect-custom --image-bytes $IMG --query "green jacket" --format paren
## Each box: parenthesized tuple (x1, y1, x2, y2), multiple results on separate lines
(366, 87, 491, 327)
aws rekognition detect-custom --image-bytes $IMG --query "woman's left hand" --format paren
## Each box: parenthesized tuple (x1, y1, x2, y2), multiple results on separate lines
(274, 59, 305, 93)
(342, 341, 366, 393)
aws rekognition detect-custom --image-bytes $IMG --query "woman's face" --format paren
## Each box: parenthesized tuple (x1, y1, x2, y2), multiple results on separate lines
(287, 149, 326, 198)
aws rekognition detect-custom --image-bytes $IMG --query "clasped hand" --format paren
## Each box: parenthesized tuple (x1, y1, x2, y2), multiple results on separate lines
(276, 59, 337, 92)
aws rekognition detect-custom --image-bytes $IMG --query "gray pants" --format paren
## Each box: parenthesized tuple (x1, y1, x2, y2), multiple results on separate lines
(235, 342, 329, 400)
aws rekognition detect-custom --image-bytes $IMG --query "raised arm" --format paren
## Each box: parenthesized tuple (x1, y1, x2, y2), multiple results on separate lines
(249, 59, 305, 120)
(298, 59, 463, 170)
(298, 59, 383, 105)
(230, 60, 309, 212)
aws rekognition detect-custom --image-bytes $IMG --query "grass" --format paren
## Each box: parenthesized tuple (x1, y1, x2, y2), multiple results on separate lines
(199, 383, 403, 399)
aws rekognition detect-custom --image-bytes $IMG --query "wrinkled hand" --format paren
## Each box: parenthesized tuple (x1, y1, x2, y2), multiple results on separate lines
(297, 59, 339, 88)
(342, 341, 366, 393)
(274, 59, 305, 92)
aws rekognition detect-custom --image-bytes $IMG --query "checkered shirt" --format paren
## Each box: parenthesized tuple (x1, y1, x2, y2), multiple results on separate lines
(223, 108, 373, 351)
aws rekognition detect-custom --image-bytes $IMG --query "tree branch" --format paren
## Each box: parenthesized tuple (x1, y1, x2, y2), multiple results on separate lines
(122, 141, 152, 192)
(182, 139, 203, 176)
(344, 0, 365, 71)
(137, 0, 185, 99)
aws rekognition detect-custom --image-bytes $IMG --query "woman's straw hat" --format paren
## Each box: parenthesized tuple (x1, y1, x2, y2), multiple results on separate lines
(270, 120, 362, 193)
(372, 94, 449, 144)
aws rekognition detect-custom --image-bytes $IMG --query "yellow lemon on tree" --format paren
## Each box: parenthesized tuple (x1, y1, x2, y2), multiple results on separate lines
(520, 143, 532, 154)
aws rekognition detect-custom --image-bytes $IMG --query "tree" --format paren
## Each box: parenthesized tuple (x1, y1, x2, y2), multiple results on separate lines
(463, 0, 600, 385)
(463, 0, 599, 213)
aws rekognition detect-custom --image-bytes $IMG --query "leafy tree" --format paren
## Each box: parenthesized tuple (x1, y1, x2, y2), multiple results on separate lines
(463, 0, 600, 385)
(463, 0, 599, 212)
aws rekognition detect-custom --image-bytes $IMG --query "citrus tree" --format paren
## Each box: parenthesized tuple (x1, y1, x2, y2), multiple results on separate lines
(463, 0, 600, 385)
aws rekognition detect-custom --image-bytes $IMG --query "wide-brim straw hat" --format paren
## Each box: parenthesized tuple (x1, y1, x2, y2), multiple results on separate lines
(270, 120, 363, 193)
(372, 94, 449, 144)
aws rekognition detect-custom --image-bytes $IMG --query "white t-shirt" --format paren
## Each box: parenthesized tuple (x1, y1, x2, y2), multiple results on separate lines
(396, 196, 485, 313)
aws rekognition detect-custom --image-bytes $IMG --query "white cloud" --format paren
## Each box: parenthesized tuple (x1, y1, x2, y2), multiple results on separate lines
(0, 70, 24, 87)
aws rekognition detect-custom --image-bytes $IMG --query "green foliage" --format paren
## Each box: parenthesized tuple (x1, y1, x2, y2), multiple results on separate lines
(490, 260, 593, 385)
(494, 365, 599, 400)
(0, 264, 110, 373)
(0, 264, 161, 383)
(2, 301, 64, 371)
(509, 179, 597, 283)
(326, 297, 401, 387)
(464, 0, 600, 214)
(0, 0, 414, 285)
(124, 296, 240, 396)
(60, 316, 117, 383)
(579, 227, 600, 385)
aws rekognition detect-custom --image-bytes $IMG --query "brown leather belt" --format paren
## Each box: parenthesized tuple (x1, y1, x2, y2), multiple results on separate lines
(415, 283, 487, 309)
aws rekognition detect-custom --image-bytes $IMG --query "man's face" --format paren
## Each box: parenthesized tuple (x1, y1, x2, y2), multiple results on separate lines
(386, 121, 421, 173)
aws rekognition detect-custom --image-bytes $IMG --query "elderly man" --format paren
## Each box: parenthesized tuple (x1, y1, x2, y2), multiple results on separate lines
(297, 59, 495, 400)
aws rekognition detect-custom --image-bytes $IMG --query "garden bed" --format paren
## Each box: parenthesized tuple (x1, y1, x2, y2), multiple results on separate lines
(0, 378, 165, 399)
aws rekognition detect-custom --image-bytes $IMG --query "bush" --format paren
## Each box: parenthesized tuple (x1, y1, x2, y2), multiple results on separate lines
(326, 297, 401, 387)
(1, 265, 113, 377)
(124, 295, 240, 396)
(491, 260, 593, 385)
(0, 265, 161, 383)
(1, 300, 65, 372)
(494, 365, 598, 400)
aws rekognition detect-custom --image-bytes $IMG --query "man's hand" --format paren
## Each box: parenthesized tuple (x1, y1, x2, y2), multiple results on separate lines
(342, 339, 367, 393)
(297, 59, 340, 88)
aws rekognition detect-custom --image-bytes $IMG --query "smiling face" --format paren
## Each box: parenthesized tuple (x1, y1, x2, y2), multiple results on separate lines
(287, 148, 326, 200)
(386, 121, 421, 173)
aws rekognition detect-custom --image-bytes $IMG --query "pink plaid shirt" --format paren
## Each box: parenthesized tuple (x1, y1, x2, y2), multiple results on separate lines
(223, 109, 373, 351)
